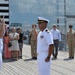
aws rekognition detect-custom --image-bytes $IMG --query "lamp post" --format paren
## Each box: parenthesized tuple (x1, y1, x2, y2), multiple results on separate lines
(64, 0, 67, 50)
(57, 0, 59, 26)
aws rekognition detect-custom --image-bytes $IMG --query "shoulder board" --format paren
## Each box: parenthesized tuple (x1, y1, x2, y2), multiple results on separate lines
(45, 29, 49, 33)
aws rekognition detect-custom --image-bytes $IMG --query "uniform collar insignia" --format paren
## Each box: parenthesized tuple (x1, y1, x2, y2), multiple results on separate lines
(45, 29, 49, 33)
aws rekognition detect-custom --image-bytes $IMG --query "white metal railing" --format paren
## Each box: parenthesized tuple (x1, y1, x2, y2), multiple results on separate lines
(0, 13, 9, 15)
(0, 7, 9, 10)
(0, 1, 9, 4)
(4, 18, 9, 21)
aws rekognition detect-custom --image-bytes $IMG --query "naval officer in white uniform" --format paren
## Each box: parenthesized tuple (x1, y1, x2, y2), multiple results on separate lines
(37, 17, 54, 75)
(0, 18, 5, 70)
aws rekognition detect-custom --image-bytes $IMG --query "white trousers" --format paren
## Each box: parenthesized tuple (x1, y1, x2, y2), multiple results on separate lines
(0, 53, 2, 70)
(37, 53, 51, 75)
(0, 39, 3, 70)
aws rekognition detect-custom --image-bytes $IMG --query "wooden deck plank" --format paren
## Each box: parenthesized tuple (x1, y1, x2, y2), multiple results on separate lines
(0, 44, 75, 75)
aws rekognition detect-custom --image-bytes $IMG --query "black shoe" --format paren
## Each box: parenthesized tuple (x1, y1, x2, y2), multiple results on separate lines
(32, 57, 37, 60)
(19, 56, 22, 59)
(69, 57, 71, 58)
(15, 59, 18, 61)
(72, 57, 74, 59)
(11, 58, 15, 61)
(55, 56, 57, 59)
(34, 57, 37, 60)
(32, 57, 35, 59)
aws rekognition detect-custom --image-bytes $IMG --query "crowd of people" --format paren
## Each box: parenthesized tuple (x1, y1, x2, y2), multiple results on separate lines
(3, 27, 24, 61)
(0, 17, 75, 75)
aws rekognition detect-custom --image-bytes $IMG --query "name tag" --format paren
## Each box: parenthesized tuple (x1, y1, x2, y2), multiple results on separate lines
(40, 35, 44, 38)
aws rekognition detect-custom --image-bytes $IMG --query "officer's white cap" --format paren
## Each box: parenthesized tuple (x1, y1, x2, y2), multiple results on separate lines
(38, 17, 49, 23)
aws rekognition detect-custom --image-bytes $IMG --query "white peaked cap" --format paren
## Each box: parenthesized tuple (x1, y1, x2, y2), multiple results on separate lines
(38, 16, 49, 23)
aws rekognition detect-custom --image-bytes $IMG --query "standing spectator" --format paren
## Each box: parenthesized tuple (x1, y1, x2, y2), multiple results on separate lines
(3, 31, 11, 59)
(67, 25, 75, 59)
(51, 24, 61, 59)
(30, 24, 38, 59)
(0, 18, 5, 69)
(37, 17, 54, 75)
(9, 27, 19, 61)
(17, 28, 23, 59)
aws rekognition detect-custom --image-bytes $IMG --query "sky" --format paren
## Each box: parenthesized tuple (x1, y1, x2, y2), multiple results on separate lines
(9, 0, 75, 26)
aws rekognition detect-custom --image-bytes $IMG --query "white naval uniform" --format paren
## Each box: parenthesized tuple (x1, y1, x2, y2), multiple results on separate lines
(0, 38, 3, 70)
(37, 28, 53, 75)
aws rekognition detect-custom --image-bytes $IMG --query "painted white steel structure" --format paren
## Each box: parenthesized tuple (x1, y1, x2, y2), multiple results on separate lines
(0, 0, 9, 25)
